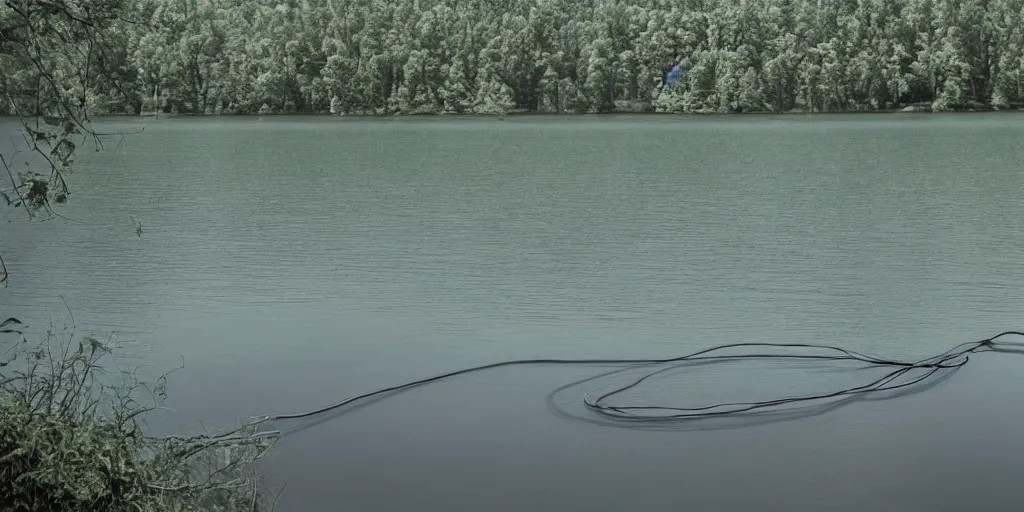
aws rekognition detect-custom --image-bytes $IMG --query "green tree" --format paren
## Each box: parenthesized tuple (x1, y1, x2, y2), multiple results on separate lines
(12, 0, 1024, 117)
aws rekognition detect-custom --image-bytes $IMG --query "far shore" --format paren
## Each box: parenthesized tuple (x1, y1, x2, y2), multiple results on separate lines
(90, 104, 1024, 119)
(4, 104, 1023, 121)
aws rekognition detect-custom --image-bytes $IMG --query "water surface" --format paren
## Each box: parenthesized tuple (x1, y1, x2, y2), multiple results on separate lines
(2, 113, 1024, 511)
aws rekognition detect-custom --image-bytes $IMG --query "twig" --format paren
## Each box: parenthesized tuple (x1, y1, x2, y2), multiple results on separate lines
(95, 127, 146, 136)
(0, 153, 32, 219)
(148, 482, 191, 492)
(0, 252, 8, 287)
(59, 294, 76, 332)
(251, 470, 259, 512)
(271, 482, 287, 512)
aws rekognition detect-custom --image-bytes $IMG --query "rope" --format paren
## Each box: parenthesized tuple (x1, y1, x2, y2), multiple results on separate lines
(258, 330, 1024, 426)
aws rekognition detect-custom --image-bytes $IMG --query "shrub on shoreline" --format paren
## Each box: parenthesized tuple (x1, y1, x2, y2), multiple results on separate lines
(0, 319, 281, 512)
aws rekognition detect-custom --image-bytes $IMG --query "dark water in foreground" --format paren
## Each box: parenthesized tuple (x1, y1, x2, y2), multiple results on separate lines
(2, 113, 1024, 511)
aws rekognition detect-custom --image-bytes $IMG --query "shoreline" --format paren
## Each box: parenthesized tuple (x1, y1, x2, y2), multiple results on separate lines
(5, 105, 1023, 121)
(99, 104, 1024, 119)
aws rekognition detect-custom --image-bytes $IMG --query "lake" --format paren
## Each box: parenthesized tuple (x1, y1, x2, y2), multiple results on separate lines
(3, 113, 1024, 511)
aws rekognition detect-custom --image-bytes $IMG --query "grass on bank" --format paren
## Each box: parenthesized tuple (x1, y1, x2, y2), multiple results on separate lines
(0, 316, 282, 512)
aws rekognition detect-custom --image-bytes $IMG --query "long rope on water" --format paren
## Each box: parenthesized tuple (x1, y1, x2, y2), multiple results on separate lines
(254, 330, 1024, 427)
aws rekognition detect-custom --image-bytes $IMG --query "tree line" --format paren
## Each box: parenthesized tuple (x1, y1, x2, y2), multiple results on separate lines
(4, 0, 1024, 116)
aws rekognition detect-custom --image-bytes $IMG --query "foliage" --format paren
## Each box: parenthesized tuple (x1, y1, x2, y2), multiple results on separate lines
(0, 318, 281, 512)
(2, 4, 280, 512)
(1, 0, 133, 286)
(6, 0, 1018, 117)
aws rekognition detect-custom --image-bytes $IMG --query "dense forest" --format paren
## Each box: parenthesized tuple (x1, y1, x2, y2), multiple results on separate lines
(3, 0, 1024, 116)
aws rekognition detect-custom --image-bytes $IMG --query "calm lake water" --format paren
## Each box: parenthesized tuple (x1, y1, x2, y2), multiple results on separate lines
(3, 113, 1024, 511)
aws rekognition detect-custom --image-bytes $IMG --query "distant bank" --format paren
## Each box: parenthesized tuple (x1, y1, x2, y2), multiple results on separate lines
(5, 102, 1024, 121)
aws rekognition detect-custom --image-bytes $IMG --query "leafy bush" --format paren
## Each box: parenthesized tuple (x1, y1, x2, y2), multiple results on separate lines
(0, 318, 281, 512)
